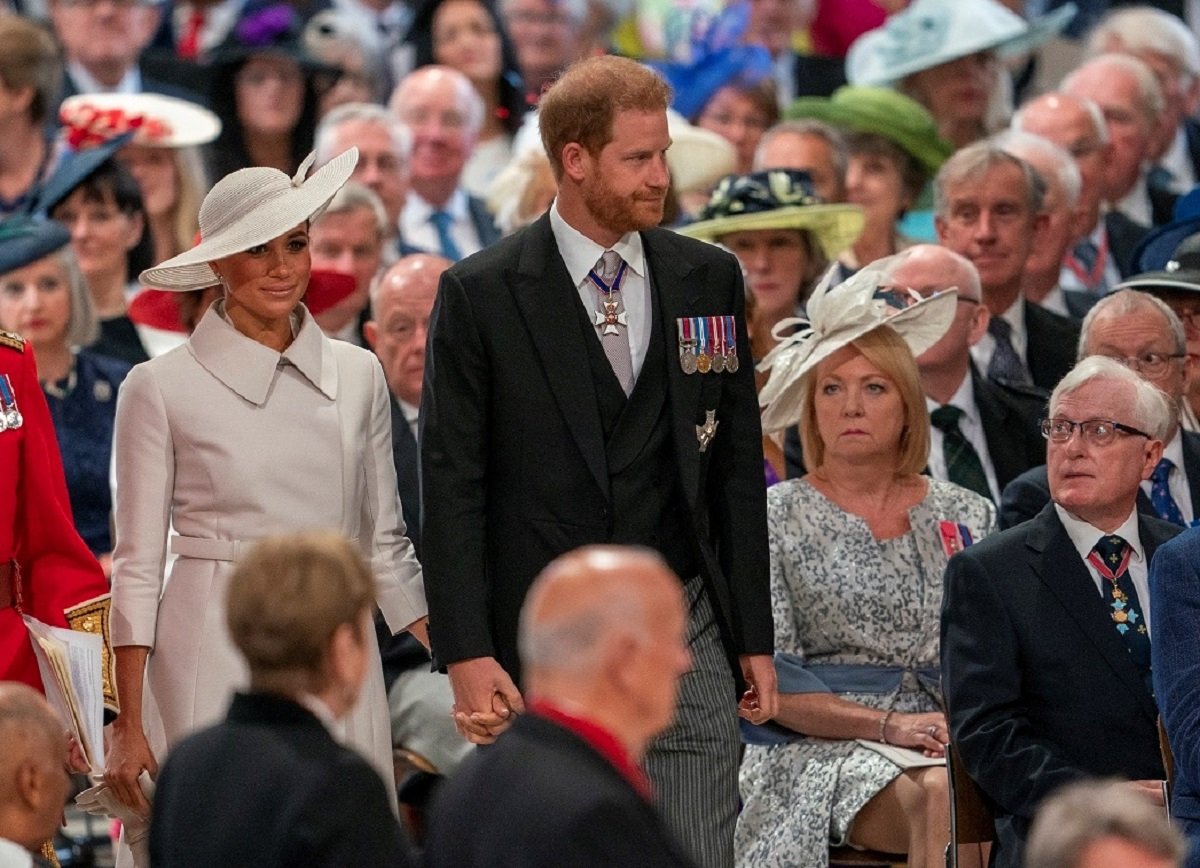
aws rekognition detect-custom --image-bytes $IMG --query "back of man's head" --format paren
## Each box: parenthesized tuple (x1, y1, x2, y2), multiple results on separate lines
(1025, 778, 1184, 868)
(518, 546, 690, 757)
(0, 683, 68, 853)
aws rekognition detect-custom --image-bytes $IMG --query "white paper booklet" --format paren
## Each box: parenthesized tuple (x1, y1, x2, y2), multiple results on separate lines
(855, 739, 947, 768)
(22, 614, 104, 771)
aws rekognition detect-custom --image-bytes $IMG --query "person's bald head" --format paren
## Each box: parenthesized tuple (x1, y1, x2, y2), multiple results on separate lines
(887, 245, 988, 386)
(518, 547, 691, 757)
(364, 253, 450, 407)
(0, 683, 69, 852)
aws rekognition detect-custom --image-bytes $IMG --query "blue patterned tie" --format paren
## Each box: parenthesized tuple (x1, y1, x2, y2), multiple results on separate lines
(1089, 534, 1152, 693)
(986, 317, 1031, 386)
(430, 210, 463, 262)
(1150, 458, 1186, 526)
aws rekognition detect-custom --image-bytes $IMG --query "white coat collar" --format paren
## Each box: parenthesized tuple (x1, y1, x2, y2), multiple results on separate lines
(188, 300, 337, 405)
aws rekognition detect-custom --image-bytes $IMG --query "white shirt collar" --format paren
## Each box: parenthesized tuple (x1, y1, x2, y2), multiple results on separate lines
(407, 188, 468, 223)
(0, 838, 31, 868)
(1054, 503, 1144, 566)
(296, 693, 340, 733)
(925, 368, 979, 421)
(67, 59, 141, 94)
(397, 396, 419, 426)
(548, 198, 646, 288)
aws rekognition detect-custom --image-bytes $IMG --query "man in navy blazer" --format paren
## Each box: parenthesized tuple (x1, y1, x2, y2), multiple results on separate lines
(1150, 528, 1200, 868)
(943, 357, 1181, 868)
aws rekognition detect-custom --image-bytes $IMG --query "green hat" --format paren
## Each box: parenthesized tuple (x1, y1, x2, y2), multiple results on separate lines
(678, 169, 864, 259)
(786, 86, 953, 175)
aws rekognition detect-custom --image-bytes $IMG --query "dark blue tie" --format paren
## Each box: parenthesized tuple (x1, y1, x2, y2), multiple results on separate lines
(1089, 534, 1152, 693)
(430, 210, 463, 262)
(986, 317, 1031, 386)
(1149, 458, 1186, 526)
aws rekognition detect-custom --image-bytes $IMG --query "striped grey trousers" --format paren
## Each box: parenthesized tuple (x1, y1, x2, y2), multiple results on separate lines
(644, 575, 740, 868)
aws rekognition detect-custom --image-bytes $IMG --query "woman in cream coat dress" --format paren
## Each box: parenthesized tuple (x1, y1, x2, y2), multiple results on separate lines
(104, 148, 428, 826)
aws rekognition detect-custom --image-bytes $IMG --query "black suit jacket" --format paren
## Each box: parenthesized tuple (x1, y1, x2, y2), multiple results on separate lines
(420, 214, 771, 681)
(1106, 210, 1152, 279)
(941, 506, 1180, 868)
(973, 368, 1047, 493)
(425, 712, 695, 868)
(1023, 299, 1080, 393)
(149, 692, 413, 868)
(999, 430, 1200, 529)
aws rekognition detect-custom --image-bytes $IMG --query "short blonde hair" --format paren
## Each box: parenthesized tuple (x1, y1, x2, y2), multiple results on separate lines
(226, 532, 374, 687)
(797, 325, 930, 476)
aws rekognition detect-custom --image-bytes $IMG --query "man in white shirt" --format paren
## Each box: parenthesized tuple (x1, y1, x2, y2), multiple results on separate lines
(934, 140, 1079, 392)
(942, 356, 1181, 868)
(389, 65, 500, 261)
(0, 683, 70, 868)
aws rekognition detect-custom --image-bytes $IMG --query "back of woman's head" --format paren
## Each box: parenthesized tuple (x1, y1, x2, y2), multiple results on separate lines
(226, 531, 374, 683)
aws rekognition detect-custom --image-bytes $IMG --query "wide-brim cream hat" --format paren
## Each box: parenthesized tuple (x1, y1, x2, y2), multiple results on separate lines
(678, 169, 864, 259)
(59, 93, 221, 149)
(847, 0, 1075, 87)
(140, 148, 358, 291)
(666, 109, 737, 196)
(757, 256, 958, 433)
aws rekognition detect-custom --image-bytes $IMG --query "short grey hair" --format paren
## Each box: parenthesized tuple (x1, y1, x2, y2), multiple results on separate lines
(993, 130, 1081, 211)
(753, 120, 849, 186)
(1025, 779, 1186, 868)
(934, 140, 1045, 218)
(314, 181, 389, 241)
(884, 244, 982, 302)
(1078, 288, 1187, 360)
(1086, 6, 1200, 80)
(1062, 53, 1166, 126)
(1050, 356, 1175, 442)
(52, 247, 99, 350)
(315, 102, 412, 165)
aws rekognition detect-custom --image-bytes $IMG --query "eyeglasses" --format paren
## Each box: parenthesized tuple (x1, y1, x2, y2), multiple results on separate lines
(1040, 417, 1152, 446)
(1098, 352, 1186, 376)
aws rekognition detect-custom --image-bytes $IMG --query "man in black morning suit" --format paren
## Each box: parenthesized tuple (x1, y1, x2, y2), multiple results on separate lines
(942, 358, 1180, 868)
(419, 56, 776, 868)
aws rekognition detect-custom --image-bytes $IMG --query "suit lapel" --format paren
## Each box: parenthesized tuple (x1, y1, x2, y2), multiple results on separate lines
(1027, 506, 1158, 720)
(645, 230, 708, 506)
(510, 216, 609, 497)
(1180, 431, 1200, 508)
(973, 369, 1022, 489)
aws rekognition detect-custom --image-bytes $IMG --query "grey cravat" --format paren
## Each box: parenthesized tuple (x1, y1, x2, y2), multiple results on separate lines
(593, 250, 634, 395)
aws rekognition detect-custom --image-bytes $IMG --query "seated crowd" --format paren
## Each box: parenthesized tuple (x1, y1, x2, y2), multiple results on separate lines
(5, 0, 1200, 867)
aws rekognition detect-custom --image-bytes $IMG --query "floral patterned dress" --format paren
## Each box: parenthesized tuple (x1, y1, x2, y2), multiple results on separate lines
(735, 477, 996, 868)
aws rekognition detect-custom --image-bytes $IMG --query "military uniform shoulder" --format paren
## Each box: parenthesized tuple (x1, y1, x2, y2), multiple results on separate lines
(0, 330, 25, 352)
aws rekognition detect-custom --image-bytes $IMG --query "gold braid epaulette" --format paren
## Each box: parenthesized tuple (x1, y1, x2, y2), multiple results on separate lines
(64, 593, 118, 716)
(0, 330, 24, 352)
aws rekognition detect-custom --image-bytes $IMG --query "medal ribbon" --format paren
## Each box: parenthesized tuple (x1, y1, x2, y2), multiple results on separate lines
(1086, 545, 1132, 584)
(722, 316, 736, 354)
(709, 316, 721, 356)
(586, 261, 628, 296)
(0, 375, 16, 412)
(697, 317, 709, 355)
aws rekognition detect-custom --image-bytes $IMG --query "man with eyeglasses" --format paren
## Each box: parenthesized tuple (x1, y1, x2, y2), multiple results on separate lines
(1000, 289, 1200, 529)
(942, 355, 1181, 868)
(1012, 92, 1148, 296)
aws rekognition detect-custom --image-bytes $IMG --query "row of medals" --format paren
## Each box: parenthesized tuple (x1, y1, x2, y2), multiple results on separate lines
(680, 343, 739, 375)
(0, 405, 23, 431)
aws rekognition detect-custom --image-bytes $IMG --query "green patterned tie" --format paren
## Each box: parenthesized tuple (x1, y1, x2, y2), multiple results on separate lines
(930, 405, 992, 501)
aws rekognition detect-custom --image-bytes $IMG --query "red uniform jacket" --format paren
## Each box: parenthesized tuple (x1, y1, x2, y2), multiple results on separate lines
(0, 336, 108, 692)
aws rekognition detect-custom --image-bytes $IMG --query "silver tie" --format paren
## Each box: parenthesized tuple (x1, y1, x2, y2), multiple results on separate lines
(595, 250, 634, 395)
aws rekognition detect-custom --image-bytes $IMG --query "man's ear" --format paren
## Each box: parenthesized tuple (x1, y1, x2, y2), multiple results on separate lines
(363, 320, 378, 351)
(560, 142, 589, 184)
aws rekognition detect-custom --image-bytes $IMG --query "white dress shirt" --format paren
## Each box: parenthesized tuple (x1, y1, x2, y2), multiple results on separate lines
(1160, 126, 1197, 195)
(1115, 170, 1153, 228)
(970, 294, 1027, 375)
(68, 60, 141, 95)
(0, 838, 31, 868)
(549, 199, 652, 379)
(397, 396, 419, 440)
(1139, 429, 1194, 525)
(400, 188, 484, 260)
(1055, 504, 1153, 636)
(925, 374, 1001, 503)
